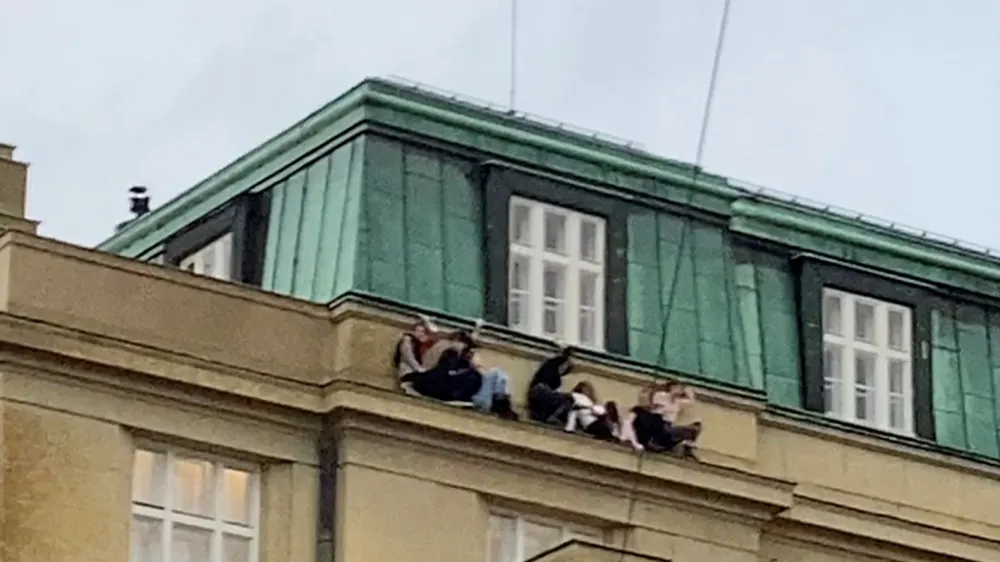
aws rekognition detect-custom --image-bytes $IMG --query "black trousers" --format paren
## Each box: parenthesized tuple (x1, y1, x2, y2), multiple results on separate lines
(633, 410, 700, 450)
(527, 384, 572, 423)
(409, 368, 482, 402)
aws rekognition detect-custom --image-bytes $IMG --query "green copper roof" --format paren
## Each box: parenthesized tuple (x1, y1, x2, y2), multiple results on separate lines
(98, 77, 1000, 297)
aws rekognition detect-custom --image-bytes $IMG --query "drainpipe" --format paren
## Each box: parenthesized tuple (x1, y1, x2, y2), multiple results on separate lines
(317, 417, 338, 562)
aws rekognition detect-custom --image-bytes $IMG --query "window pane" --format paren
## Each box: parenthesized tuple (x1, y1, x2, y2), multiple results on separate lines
(580, 221, 598, 262)
(488, 515, 516, 562)
(824, 379, 842, 416)
(855, 387, 874, 422)
(224, 534, 253, 562)
(823, 343, 843, 415)
(132, 449, 166, 506)
(522, 521, 562, 560)
(854, 301, 875, 342)
(579, 271, 597, 308)
(223, 468, 252, 525)
(202, 244, 216, 278)
(511, 204, 532, 245)
(889, 395, 905, 430)
(214, 235, 234, 280)
(543, 304, 563, 337)
(510, 255, 530, 291)
(172, 525, 211, 562)
(854, 351, 876, 422)
(823, 343, 843, 382)
(509, 293, 528, 329)
(854, 351, 876, 387)
(888, 309, 906, 350)
(543, 263, 565, 299)
(543, 212, 566, 254)
(131, 516, 162, 562)
(579, 309, 596, 345)
(174, 457, 215, 517)
(889, 359, 906, 393)
(822, 293, 842, 336)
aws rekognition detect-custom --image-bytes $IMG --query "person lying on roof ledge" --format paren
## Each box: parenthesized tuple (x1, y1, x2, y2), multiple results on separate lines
(395, 317, 518, 420)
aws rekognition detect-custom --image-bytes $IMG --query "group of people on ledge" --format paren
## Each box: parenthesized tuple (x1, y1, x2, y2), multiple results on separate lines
(392, 315, 702, 458)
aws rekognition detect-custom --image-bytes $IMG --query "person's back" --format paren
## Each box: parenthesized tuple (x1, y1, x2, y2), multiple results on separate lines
(527, 347, 575, 423)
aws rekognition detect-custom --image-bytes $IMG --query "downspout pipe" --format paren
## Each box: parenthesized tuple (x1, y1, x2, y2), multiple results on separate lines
(317, 417, 338, 562)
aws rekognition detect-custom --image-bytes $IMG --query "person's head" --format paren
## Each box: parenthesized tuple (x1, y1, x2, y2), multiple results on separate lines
(455, 330, 478, 352)
(664, 379, 687, 398)
(572, 381, 596, 401)
(411, 316, 438, 342)
(641, 382, 671, 409)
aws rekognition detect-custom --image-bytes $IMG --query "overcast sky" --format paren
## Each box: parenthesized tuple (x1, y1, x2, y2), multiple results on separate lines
(1, 0, 997, 250)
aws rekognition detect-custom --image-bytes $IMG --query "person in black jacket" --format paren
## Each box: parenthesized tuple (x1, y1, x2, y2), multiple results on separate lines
(526, 344, 576, 424)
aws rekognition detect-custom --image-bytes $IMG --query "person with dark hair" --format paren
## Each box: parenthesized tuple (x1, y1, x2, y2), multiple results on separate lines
(620, 380, 702, 458)
(526, 344, 576, 425)
(564, 381, 620, 441)
(413, 320, 518, 420)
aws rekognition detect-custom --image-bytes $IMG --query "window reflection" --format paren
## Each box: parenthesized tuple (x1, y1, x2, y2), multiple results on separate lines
(223, 468, 251, 524)
(132, 449, 166, 507)
(174, 457, 214, 517)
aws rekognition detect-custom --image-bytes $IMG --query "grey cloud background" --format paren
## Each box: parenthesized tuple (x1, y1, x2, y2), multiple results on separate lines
(1, 0, 997, 249)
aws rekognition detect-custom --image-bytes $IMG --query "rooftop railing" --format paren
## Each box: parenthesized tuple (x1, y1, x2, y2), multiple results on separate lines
(728, 177, 1000, 258)
(379, 76, 1000, 261)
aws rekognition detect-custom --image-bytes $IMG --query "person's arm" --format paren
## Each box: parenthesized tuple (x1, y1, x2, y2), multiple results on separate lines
(619, 413, 644, 451)
(422, 340, 459, 370)
(470, 350, 485, 371)
(677, 386, 696, 410)
(564, 410, 579, 432)
(397, 336, 424, 373)
(471, 318, 485, 340)
(529, 355, 565, 388)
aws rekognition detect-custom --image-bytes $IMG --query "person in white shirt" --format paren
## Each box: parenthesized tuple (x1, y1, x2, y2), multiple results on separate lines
(564, 381, 620, 441)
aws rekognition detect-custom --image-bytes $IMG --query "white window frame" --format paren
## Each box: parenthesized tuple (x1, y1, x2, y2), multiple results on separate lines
(507, 196, 606, 349)
(130, 444, 261, 562)
(488, 509, 605, 562)
(179, 232, 234, 281)
(821, 288, 914, 435)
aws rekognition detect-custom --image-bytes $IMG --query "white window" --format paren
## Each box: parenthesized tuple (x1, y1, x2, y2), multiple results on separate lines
(508, 197, 605, 348)
(488, 511, 604, 562)
(821, 288, 913, 434)
(179, 233, 234, 281)
(131, 446, 260, 562)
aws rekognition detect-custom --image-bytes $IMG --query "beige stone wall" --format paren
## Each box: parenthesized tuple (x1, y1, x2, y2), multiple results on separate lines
(2, 403, 132, 562)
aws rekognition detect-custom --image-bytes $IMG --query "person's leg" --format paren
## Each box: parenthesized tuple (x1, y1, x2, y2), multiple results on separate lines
(450, 370, 483, 402)
(528, 384, 568, 423)
(630, 412, 658, 449)
(585, 416, 615, 440)
(471, 367, 505, 410)
(664, 421, 702, 443)
(472, 368, 518, 419)
(527, 384, 552, 421)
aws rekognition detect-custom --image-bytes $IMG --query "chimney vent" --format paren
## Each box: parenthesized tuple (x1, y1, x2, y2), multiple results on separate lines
(128, 185, 150, 218)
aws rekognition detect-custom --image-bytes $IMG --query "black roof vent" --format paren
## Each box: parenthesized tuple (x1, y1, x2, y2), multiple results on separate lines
(129, 186, 150, 218)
